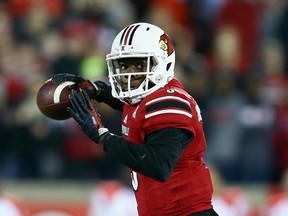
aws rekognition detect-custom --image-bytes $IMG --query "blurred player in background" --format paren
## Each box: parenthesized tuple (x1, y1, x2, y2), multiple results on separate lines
(88, 180, 138, 216)
(210, 166, 253, 216)
(262, 168, 288, 216)
(52, 22, 218, 216)
(0, 181, 29, 216)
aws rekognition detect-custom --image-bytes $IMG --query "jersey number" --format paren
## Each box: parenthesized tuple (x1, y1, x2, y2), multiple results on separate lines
(131, 171, 138, 191)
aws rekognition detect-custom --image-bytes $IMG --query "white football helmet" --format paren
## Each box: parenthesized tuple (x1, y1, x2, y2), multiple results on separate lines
(106, 22, 175, 104)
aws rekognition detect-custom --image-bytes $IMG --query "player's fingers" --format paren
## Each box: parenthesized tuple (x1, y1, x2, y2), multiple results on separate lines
(69, 75, 85, 83)
(68, 93, 80, 115)
(80, 89, 91, 109)
(67, 107, 82, 123)
(69, 91, 81, 113)
(70, 90, 87, 117)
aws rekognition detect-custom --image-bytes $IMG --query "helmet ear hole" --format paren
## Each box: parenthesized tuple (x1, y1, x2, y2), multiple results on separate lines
(148, 80, 155, 88)
(166, 62, 172, 71)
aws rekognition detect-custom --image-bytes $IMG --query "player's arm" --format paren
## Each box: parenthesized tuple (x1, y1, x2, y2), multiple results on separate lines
(103, 128, 193, 182)
(67, 89, 193, 182)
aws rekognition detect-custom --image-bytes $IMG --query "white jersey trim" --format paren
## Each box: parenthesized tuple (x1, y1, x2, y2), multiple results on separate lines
(145, 109, 192, 119)
(145, 96, 190, 107)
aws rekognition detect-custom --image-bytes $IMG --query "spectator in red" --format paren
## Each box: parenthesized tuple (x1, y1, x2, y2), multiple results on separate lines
(6, 0, 65, 18)
(214, 0, 260, 74)
(150, 0, 191, 28)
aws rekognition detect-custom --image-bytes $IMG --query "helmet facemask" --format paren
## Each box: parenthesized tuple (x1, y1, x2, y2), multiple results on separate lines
(107, 55, 158, 104)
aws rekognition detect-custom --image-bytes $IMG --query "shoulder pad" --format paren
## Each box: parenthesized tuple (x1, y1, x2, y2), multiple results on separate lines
(143, 87, 192, 119)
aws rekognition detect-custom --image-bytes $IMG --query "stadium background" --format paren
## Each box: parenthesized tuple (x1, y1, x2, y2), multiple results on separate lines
(0, 0, 288, 215)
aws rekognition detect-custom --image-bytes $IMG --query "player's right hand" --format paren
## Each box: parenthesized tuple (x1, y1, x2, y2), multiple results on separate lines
(51, 73, 100, 99)
(67, 89, 109, 144)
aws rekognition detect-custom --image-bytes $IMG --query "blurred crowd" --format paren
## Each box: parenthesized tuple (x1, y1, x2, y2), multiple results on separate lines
(0, 0, 288, 190)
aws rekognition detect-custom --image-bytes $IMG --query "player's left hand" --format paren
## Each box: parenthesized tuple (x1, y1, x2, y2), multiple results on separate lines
(67, 89, 109, 144)
(51, 73, 100, 99)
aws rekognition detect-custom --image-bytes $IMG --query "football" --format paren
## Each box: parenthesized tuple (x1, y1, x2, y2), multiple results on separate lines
(36, 79, 76, 120)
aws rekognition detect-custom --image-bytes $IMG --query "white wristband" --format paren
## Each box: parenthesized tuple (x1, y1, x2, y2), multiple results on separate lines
(98, 127, 109, 136)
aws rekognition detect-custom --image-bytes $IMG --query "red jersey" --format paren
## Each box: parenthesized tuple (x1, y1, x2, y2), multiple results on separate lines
(121, 78, 214, 215)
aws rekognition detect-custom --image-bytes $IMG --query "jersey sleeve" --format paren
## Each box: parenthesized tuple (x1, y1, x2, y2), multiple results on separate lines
(103, 128, 193, 182)
(141, 89, 196, 138)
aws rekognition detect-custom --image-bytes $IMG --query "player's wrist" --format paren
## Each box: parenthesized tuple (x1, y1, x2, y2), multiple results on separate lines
(89, 81, 103, 99)
(92, 81, 107, 98)
(97, 131, 110, 146)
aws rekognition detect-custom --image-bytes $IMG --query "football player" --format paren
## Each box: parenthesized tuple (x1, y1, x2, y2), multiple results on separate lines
(52, 22, 218, 216)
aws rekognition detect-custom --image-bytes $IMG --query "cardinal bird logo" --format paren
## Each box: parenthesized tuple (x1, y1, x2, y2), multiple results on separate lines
(159, 33, 174, 56)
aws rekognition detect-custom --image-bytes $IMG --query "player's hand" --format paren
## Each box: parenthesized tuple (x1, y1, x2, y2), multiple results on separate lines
(51, 73, 86, 84)
(67, 89, 109, 144)
(51, 73, 100, 98)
